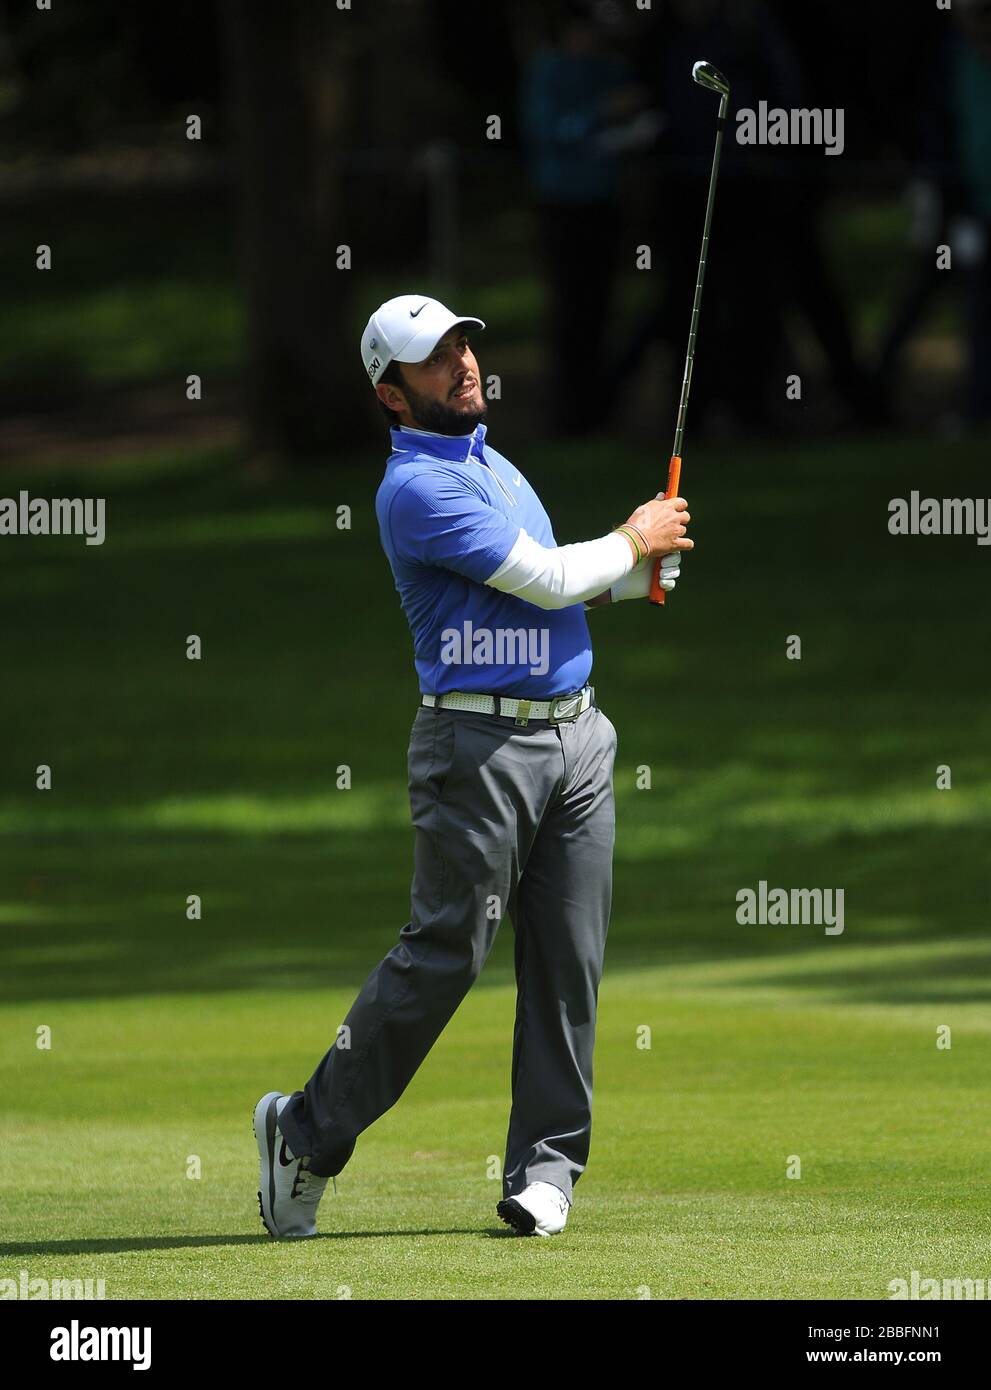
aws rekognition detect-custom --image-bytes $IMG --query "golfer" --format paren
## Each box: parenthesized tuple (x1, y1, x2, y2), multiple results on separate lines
(254, 294, 692, 1238)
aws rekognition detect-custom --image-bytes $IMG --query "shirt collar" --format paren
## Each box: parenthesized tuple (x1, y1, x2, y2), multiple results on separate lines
(391, 421, 488, 463)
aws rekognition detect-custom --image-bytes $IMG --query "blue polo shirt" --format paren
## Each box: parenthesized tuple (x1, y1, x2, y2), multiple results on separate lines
(375, 422, 593, 697)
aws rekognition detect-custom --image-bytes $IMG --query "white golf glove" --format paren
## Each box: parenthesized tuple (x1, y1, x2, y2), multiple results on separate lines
(610, 551, 681, 601)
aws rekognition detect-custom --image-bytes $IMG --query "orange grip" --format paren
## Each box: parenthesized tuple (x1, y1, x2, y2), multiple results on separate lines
(648, 455, 682, 606)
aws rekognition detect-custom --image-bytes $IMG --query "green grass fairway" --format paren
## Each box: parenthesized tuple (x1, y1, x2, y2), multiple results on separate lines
(2, 432, 990, 1299)
(2, 972, 990, 1300)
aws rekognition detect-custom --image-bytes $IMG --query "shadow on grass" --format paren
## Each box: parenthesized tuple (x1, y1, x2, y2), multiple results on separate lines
(0, 811, 988, 1008)
(739, 947, 991, 1005)
(0, 1228, 512, 1257)
(2, 439, 990, 1013)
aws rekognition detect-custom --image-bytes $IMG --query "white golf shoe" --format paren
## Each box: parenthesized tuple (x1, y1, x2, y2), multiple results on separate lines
(497, 1181, 570, 1237)
(254, 1090, 329, 1238)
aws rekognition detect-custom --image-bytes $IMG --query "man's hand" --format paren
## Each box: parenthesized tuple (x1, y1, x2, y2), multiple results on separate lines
(590, 497, 691, 608)
(623, 496, 692, 559)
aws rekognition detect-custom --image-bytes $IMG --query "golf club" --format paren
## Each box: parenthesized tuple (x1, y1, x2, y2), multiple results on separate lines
(650, 59, 731, 605)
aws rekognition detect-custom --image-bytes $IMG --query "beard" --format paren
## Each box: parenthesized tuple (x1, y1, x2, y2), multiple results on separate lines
(403, 381, 488, 435)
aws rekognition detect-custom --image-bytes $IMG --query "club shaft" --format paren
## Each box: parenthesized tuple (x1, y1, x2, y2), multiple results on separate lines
(672, 91, 728, 461)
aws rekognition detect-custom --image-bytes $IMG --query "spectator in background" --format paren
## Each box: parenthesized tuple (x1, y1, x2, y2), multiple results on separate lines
(520, 0, 650, 434)
(952, 0, 991, 424)
(875, 31, 958, 400)
(877, 0, 991, 428)
(608, 0, 796, 434)
(614, 0, 878, 434)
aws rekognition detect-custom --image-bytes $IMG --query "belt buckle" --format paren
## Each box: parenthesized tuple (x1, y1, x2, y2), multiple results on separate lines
(549, 690, 584, 725)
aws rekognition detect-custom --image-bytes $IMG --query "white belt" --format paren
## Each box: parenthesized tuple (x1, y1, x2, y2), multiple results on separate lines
(421, 685, 594, 728)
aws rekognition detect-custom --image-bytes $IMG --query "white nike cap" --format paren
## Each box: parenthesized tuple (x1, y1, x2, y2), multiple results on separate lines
(360, 294, 485, 386)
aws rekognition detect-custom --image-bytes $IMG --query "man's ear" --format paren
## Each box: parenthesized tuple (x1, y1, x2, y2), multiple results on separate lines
(375, 382, 406, 416)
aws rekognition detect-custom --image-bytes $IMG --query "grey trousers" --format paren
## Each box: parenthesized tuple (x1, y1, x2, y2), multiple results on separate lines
(277, 699, 618, 1203)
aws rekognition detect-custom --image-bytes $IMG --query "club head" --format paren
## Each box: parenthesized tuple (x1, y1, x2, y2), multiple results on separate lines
(692, 60, 730, 98)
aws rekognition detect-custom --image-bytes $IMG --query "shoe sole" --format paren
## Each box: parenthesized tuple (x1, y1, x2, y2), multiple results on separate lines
(497, 1197, 546, 1237)
(253, 1090, 283, 1239)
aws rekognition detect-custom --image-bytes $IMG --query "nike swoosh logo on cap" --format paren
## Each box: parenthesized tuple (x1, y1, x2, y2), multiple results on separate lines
(410, 304, 427, 317)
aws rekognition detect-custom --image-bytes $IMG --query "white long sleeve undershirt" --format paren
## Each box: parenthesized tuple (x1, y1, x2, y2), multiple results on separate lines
(483, 528, 635, 609)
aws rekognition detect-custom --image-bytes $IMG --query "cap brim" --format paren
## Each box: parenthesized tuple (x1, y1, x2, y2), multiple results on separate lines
(392, 311, 485, 365)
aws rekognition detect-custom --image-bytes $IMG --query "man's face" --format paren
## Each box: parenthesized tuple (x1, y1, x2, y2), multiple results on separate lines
(377, 326, 487, 435)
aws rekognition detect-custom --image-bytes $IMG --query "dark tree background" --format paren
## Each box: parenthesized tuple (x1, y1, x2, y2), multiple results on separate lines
(0, 0, 975, 463)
